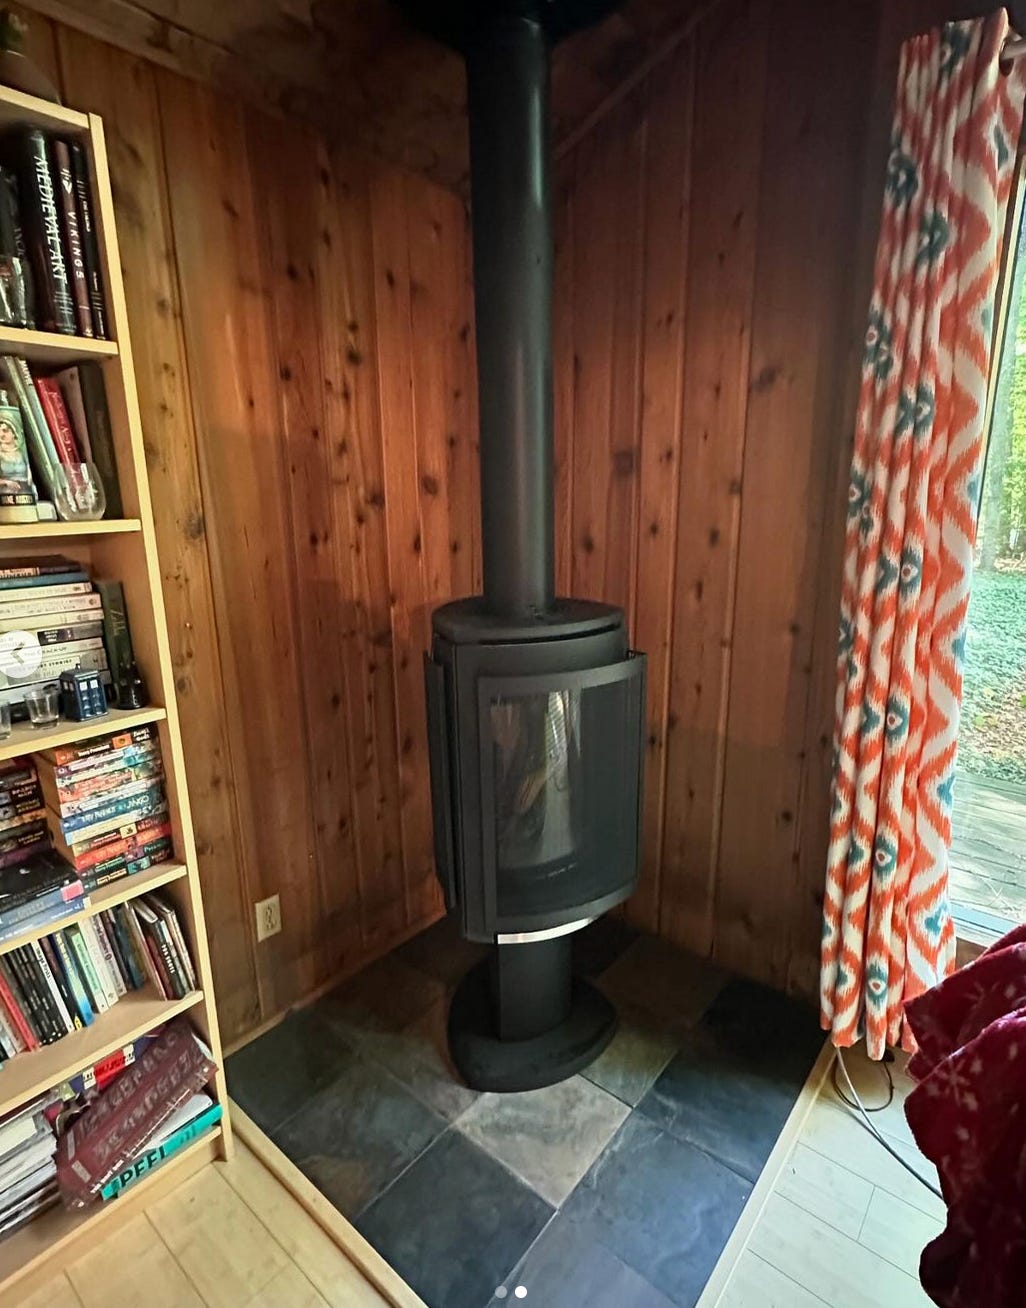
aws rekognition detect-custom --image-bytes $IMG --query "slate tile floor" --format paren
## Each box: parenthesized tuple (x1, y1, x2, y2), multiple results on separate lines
(227, 917, 824, 1308)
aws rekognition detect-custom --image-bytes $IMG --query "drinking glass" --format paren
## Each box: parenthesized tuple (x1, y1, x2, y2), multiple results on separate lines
(0, 702, 10, 739)
(24, 683, 60, 728)
(52, 462, 106, 522)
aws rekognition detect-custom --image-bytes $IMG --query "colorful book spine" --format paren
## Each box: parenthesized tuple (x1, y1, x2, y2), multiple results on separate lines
(58, 783, 165, 837)
(42, 724, 156, 768)
(65, 923, 109, 1013)
(100, 1103, 223, 1201)
(78, 918, 118, 1006)
(33, 378, 83, 467)
(16, 130, 74, 334)
(51, 928, 93, 1027)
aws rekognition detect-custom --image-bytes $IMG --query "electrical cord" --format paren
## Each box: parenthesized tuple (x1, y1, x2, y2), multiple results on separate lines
(833, 1046, 944, 1201)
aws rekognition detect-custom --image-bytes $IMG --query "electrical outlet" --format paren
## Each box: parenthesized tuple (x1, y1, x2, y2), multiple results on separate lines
(255, 894, 282, 942)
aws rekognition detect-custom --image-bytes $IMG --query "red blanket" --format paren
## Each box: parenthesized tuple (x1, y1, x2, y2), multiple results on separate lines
(904, 925, 1026, 1307)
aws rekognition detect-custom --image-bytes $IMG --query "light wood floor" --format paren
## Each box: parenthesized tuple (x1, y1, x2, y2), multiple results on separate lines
(4, 1138, 392, 1308)
(714, 1042, 946, 1308)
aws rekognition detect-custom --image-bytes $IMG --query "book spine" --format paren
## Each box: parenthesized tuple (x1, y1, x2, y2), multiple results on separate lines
(0, 606, 101, 632)
(54, 774, 164, 821)
(51, 928, 93, 1026)
(56, 798, 170, 849)
(0, 836, 49, 870)
(42, 756, 160, 802)
(92, 911, 128, 995)
(0, 1002, 18, 1057)
(124, 904, 166, 997)
(61, 785, 164, 836)
(30, 622, 104, 647)
(0, 571, 88, 590)
(49, 740, 158, 783)
(75, 363, 121, 515)
(105, 908, 143, 990)
(52, 140, 92, 337)
(27, 940, 72, 1035)
(0, 896, 85, 943)
(37, 935, 81, 1030)
(28, 636, 104, 665)
(79, 917, 119, 1005)
(62, 821, 172, 873)
(32, 378, 82, 467)
(149, 897, 196, 992)
(66, 923, 109, 1012)
(43, 723, 155, 768)
(112, 905, 148, 990)
(0, 956, 37, 1049)
(0, 356, 57, 494)
(0, 581, 92, 605)
(149, 915, 185, 999)
(19, 130, 74, 334)
(100, 1103, 223, 1201)
(10, 946, 60, 1042)
(68, 143, 106, 338)
(0, 806, 44, 833)
(95, 579, 134, 691)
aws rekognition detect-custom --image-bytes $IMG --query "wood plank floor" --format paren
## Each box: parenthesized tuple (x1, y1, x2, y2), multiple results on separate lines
(951, 770, 1026, 922)
(4, 1140, 393, 1308)
(712, 1042, 945, 1307)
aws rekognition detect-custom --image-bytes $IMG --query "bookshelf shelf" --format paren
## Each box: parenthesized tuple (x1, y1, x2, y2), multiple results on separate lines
(0, 1126, 221, 1286)
(0, 706, 167, 764)
(0, 327, 117, 367)
(0, 518, 142, 541)
(0, 985, 203, 1118)
(0, 85, 90, 135)
(0, 861, 189, 959)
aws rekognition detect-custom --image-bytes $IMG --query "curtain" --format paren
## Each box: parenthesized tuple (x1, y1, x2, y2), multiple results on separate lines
(821, 11, 1026, 1060)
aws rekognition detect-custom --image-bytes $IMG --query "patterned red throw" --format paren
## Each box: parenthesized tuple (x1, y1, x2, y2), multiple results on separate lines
(904, 925, 1026, 1306)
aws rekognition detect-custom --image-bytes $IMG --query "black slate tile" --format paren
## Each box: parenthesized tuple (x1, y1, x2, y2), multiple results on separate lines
(489, 1213, 676, 1308)
(395, 912, 489, 988)
(598, 936, 726, 1032)
(314, 953, 448, 1049)
(272, 1049, 446, 1218)
(635, 978, 823, 1183)
(356, 1129, 553, 1308)
(225, 1007, 353, 1134)
(561, 1114, 750, 1308)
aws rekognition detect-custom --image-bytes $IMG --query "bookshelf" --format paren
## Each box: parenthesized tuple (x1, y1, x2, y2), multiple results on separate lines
(0, 81, 230, 1292)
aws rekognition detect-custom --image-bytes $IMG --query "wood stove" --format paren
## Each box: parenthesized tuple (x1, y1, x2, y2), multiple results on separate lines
(411, 0, 646, 1091)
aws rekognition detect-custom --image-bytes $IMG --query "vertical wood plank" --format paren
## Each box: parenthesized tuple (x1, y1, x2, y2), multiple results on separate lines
(553, 174, 575, 596)
(625, 44, 694, 933)
(319, 147, 406, 955)
(715, 0, 880, 987)
(247, 109, 364, 981)
(56, 28, 258, 1041)
(659, 0, 769, 958)
(369, 167, 434, 929)
(157, 71, 319, 1018)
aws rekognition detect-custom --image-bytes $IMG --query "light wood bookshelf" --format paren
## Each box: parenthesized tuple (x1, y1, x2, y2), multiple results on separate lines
(0, 81, 229, 1291)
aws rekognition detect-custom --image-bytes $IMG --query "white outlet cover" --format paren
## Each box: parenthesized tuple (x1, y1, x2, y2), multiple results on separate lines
(255, 893, 281, 942)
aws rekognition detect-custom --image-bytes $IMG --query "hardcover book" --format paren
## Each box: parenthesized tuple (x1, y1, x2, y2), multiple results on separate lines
(10, 129, 74, 334)
(51, 139, 93, 337)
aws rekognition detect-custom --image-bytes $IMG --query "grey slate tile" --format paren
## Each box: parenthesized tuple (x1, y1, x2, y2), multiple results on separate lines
(457, 1075, 630, 1205)
(598, 936, 726, 1031)
(561, 1114, 750, 1308)
(356, 1129, 553, 1308)
(488, 1213, 677, 1308)
(359, 993, 479, 1123)
(271, 1050, 446, 1218)
(225, 1007, 352, 1134)
(582, 1001, 679, 1107)
(314, 953, 447, 1049)
(395, 912, 489, 987)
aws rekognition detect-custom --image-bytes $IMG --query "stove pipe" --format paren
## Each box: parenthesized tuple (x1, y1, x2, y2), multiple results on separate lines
(466, 15, 555, 619)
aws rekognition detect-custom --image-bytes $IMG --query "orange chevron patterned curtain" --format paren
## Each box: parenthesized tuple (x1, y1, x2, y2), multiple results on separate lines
(821, 11, 1026, 1060)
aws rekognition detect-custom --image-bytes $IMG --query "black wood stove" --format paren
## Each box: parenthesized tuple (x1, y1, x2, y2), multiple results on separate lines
(409, 0, 647, 1091)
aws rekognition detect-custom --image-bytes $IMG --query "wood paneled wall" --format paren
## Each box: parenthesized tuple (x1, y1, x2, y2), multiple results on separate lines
(18, 10, 478, 1044)
(554, 0, 891, 998)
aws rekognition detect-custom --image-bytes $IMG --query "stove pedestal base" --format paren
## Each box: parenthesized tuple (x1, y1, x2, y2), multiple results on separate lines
(448, 944, 616, 1092)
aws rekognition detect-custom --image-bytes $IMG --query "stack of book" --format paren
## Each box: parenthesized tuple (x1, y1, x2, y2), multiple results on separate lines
(0, 758, 49, 873)
(0, 127, 108, 338)
(40, 724, 171, 891)
(0, 1097, 57, 1237)
(0, 559, 137, 718)
(0, 888, 197, 1059)
(0, 845, 83, 946)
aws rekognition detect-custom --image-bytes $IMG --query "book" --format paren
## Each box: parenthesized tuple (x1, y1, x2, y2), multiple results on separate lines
(78, 917, 118, 1007)
(0, 581, 92, 606)
(104, 908, 143, 990)
(134, 898, 185, 999)
(77, 363, 121, 515)
(41, 758, 162, 812)
(0, 556, 79, 581)
(40, 722, 156, 769)
(68, 142, 106, 338)
(33, 376, 83, 467)
(0, 848, 80, 916)
(0, 164, 33, 329)
(50, 927, 93, 1028)
(51, 774, 165, 824)
(56, 1020, 217, 1206)
(52, 139, 93, 337)
(32, 937, 77, 1032)
(54, 781, 166, 838)
(8, 946, 59, 1043)
(146, 892, 196, 991)
(52, 797, 170, 852)
(10, 130, 74, 334)
(0, 894, 85, 944)
(0, 833, 49, 871)
(0, 395, 37, 524)
(122, 901, 165, 995)
(64, 924, 108, 1014)
(0, 958, 36, 1050)
(40, 750, 159, 798)
(0, 1001, 22, 1057)
(96, 579, 135, 691)
(100, 1098, 222, 1200)
(0, 356, 57, 496)
(0, 571, 88, 591)
(93, 911, 128, 995)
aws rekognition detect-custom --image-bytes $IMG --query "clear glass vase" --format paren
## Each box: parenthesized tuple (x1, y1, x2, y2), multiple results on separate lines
(52, 462, 106, 522)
